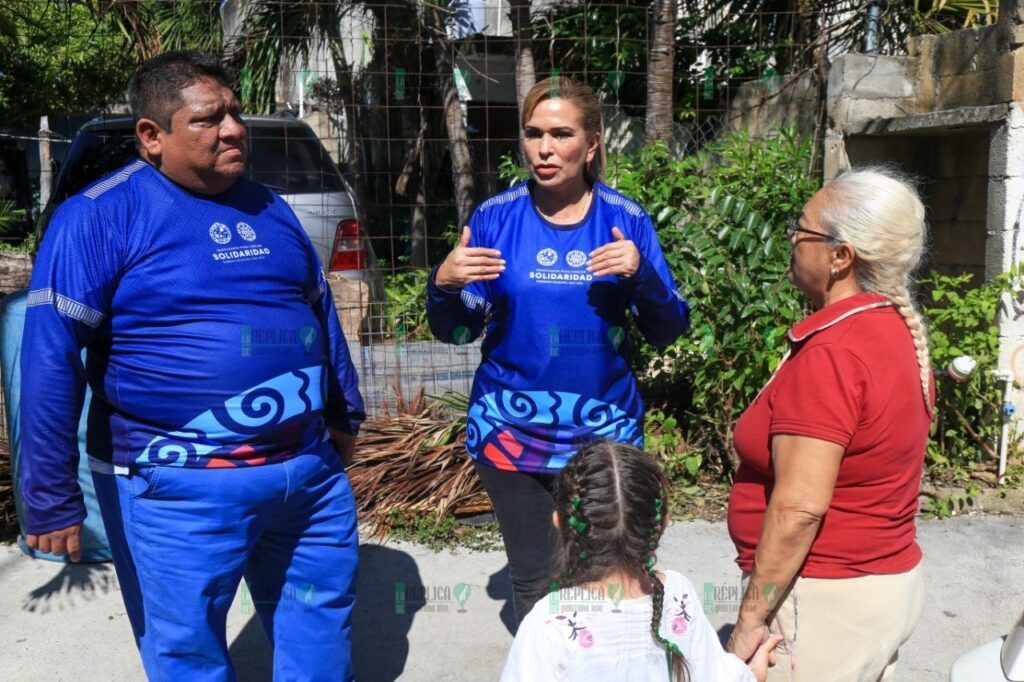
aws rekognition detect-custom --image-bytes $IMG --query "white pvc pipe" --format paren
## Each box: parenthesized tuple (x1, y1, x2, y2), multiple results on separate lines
(996, 371, 1013, 485)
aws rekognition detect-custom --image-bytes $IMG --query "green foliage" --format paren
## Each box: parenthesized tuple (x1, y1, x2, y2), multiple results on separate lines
(608, 130, 818, 466)
(0, 199, 26, 236)
(384, 509, 502, 552)
(0, 1, 134, 128)
(921, 269, 1018, 476)
(919, 485, 983, 519)
(384, 268, 432, 343)
(646, 409, 703, 484)
(498, 153, 529, 186)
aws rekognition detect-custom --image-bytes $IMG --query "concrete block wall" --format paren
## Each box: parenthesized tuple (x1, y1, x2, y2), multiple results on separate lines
(984, 104, 1024, 387)
(910, 26, 1014, 111)
(827, 54, 919, 133)
(726, 72, 820, 138)
(842, 132, 989, 280)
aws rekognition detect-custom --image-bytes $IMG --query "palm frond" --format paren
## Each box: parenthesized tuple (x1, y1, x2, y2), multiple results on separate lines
(347, 392, 489, 538)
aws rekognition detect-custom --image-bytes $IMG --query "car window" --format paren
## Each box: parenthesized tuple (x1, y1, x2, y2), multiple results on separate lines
(246, 125, 345, 194)
(54, 121, 345, 204)
(55, 130, 138, 202)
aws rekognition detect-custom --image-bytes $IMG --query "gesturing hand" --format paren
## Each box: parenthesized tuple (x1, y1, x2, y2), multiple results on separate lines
(435, 226, 505, 291)
(587, 226, 640, 278)
(26, 523, 84, 562)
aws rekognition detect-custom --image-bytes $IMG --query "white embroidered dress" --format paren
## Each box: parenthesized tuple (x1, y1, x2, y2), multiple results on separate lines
(501, 570, 755, 682)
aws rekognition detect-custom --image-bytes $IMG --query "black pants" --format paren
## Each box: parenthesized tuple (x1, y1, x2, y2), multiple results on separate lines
(474, 461, 559, 627)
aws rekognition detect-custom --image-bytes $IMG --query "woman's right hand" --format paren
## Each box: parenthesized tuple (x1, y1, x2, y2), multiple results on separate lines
(435, 226, 505, 291)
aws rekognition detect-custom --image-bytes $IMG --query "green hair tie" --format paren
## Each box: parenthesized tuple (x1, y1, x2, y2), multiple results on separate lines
(572, 497, 583, 510)
(645, 555, 656, 571)
(569, 515, 588, 533)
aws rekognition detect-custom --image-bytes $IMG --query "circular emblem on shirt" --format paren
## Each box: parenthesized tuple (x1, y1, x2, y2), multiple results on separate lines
(536, 248, 558, 267)
(209, 222, 232, 245)
(236, 222, 257, 242)
(566, 250, 587, 268)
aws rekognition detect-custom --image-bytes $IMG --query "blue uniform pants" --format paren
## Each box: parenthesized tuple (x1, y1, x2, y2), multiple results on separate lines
(92, 446, 358, 681)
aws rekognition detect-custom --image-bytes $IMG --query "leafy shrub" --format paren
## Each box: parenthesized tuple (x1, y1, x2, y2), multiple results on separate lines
(922, 269, 1019, 478)
(383, 268, 432, 343)
(607, 130, 818, 470)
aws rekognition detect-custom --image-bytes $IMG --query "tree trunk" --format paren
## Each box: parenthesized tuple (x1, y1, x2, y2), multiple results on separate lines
(425, 2, 475, 230)
(328, 41, 368, 205)
(645, 0, 677, 144)
(508, 0, 536, 124)
(396, 110, 430, 268)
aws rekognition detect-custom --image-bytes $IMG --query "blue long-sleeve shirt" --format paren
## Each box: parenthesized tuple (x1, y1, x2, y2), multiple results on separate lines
(20, 159, 365, 535)
(427, 180, 688, 473)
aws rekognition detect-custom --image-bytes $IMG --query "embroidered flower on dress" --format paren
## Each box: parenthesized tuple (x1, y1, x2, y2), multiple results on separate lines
(578, 629, 594, 648)
(555, 612, 593, 648)
(670, 617, 688, 635)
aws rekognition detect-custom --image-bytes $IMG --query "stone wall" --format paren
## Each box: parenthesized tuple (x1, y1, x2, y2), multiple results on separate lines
(0, 254, 32, 295)
(909, 25, 1022, 112)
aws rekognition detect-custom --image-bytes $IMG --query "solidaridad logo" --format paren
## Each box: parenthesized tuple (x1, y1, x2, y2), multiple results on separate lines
(209, 222, 232, 245)
(236, 222, 258, 242)
(566, 250, 587, 268)
(536, 248, 558, 267)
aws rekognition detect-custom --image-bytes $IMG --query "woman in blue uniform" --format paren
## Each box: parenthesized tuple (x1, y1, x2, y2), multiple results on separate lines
(427, 76, 689, 625)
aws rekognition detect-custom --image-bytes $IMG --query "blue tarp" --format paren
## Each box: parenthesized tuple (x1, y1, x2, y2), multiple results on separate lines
(2, 289, 112, 562)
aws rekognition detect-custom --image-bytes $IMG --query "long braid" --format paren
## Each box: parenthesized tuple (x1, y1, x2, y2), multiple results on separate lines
(645, 493, 687, 681)
(877, 283, 933, 417)
(563, 465, 589, 582)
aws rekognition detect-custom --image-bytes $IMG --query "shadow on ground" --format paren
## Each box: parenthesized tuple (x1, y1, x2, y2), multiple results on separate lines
(229, 543, 426, 682)
(487, 564, 516, 636)
(21, 561, 118, 614)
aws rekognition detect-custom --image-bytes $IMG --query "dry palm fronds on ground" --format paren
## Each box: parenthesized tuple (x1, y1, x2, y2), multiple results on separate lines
(347, 391, 490, 537)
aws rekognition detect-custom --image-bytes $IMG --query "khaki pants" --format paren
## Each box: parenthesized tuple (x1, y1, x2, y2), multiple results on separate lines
(743, 566, 924, 682)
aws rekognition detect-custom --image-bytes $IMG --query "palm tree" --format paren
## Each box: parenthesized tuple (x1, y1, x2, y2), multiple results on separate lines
(420, 0, 476, 231)
(223, 0, 366, 198)
(646, 0, 678, 143)
(509, 0, 536, 121)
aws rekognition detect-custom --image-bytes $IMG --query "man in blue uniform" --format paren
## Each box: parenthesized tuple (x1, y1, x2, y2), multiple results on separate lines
(20, 51, 364, 680)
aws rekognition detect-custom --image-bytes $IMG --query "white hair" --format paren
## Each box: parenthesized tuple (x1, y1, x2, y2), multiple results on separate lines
(819, 167, 932, 417)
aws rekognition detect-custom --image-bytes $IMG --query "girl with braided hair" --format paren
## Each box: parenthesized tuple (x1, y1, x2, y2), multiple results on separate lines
(727, 168, 934, 681)
(501, 441, 779, 681)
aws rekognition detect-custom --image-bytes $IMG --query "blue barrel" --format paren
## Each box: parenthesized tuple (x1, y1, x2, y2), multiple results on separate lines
(1, 290, 112, 562)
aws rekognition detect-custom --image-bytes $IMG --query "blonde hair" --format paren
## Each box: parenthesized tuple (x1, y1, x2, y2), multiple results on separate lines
(521, 76, 606, 183)
(820, 168, 933, 417)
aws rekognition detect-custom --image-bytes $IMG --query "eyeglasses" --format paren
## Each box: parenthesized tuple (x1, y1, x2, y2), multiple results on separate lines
(785, 218, 835, 242)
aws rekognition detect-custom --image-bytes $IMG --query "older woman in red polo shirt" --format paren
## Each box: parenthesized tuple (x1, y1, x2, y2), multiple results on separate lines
(726, 168, 934, 681)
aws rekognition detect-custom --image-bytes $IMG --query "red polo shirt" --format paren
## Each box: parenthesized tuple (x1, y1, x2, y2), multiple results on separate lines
(728, 292, 934, 578)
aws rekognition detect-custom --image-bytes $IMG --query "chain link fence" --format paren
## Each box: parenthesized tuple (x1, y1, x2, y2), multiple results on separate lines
(0, 0, 860, 426)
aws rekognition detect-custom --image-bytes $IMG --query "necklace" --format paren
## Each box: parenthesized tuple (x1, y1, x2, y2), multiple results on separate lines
(538, 187, 591, 225)
(572, 189, 592, 223)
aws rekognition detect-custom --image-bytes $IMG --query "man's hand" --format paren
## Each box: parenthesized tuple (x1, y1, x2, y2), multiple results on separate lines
(587, 226, 640, 278)
(434, 227, 505, 291)
(328, 428, 356, 468)
(26, 523, 83, 562)
(727, 616, 772, 662)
